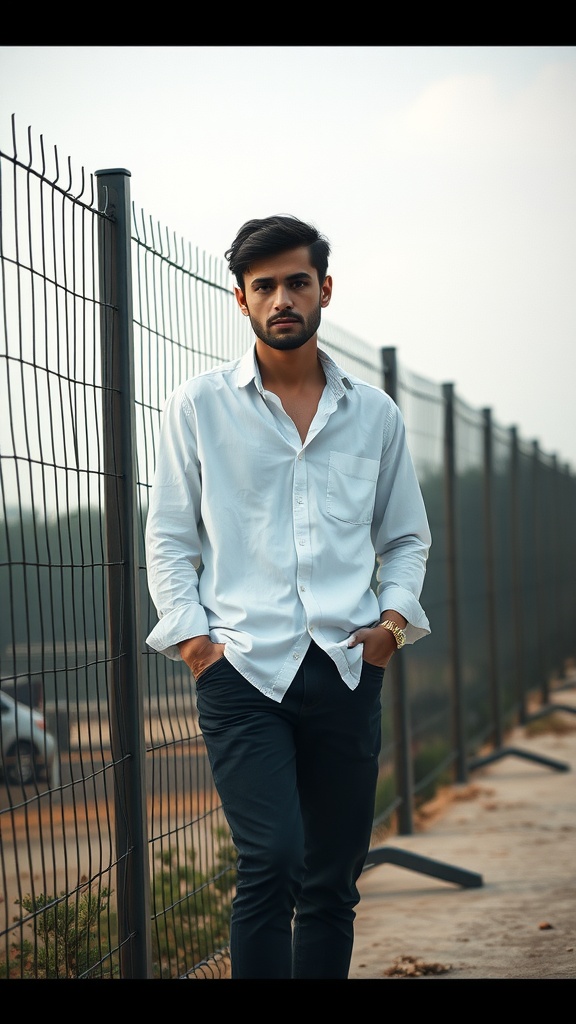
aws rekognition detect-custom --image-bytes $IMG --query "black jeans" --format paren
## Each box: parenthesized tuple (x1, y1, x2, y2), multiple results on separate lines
(195, 641, 384, 979)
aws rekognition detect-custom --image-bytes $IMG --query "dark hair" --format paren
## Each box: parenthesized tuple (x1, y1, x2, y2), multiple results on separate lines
(225, 214, 331, 290)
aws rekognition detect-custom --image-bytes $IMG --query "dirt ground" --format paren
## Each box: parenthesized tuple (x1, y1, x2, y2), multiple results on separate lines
(348, 682, 576, 981)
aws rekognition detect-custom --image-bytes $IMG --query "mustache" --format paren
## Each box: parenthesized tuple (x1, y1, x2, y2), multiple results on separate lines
(267, 312, 304, 326)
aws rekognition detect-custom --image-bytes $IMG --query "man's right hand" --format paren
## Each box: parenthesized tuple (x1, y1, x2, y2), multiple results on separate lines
(178, 635, 226, 680)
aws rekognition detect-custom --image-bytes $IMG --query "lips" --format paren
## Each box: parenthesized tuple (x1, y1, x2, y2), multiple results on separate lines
(269, 315, 302, 327)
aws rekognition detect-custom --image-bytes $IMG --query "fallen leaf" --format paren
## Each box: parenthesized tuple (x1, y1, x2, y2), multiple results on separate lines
(382, 955, 452, 978)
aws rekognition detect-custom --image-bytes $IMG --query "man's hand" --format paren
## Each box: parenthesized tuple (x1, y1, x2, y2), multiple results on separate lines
(347, 626, 397, 667)
(347, 610, 407, 668)
(179, 635, 226, 679)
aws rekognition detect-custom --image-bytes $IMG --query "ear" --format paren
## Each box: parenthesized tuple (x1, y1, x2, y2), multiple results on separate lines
(320, 275, 332, 308)
(234, 286, 250, 316)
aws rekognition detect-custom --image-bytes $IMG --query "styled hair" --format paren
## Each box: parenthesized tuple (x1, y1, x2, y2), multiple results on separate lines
(225, 214, 331, 290)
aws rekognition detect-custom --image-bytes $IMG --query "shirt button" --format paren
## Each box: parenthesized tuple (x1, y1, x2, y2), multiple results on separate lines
(300, 585, 306, 591)
(293, 653, 300, 660)
(297, 453, 303, 460)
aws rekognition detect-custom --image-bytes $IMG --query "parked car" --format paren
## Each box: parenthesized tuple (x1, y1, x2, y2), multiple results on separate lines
(0, 690, 58, 786)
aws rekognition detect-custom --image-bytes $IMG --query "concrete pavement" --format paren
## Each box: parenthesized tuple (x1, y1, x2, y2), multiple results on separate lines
(349, 681, 576, 980)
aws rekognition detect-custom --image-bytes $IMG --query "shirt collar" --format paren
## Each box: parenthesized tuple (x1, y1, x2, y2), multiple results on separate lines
(236, 343, 354, 398)
(237, 345, 263, 391)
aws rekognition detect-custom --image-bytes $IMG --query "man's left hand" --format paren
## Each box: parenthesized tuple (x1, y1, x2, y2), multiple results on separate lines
(347, 624, 397, 668)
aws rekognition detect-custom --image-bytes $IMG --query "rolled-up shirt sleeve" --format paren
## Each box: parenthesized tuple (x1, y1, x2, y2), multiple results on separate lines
(145, 388, 209, 660)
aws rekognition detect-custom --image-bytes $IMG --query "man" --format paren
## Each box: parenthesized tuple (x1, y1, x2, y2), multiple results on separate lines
(145, 214, 431, 979)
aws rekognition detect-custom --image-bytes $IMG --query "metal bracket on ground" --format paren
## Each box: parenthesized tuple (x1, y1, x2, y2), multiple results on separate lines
(362, 846, 483, 888)
(468, 746, 570, 773)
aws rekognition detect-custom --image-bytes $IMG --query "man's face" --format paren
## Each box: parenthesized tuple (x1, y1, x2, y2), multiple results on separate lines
(234, 246, 332, 351)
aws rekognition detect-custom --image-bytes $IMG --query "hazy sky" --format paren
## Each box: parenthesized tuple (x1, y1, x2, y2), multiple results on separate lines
(1, 45, 575, 470)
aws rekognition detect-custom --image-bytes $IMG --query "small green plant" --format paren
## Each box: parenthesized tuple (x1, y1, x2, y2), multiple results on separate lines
(151, 826, 236, 978)
(0, 827, 236, 980)
(413, 739, 452, 805)
(0, 884, 116, 979)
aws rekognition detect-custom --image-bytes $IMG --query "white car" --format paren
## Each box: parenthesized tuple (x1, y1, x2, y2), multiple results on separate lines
(0, 690, 58, 786)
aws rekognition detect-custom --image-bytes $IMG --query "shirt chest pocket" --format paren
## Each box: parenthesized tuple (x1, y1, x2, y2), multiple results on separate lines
(326, 451, 380, 525)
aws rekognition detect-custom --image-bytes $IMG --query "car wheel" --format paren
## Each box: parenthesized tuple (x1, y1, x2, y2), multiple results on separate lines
(4, 741, 36, 785)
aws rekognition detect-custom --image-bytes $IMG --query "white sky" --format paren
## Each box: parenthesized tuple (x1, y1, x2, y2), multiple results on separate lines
(1, 45, 575, 471)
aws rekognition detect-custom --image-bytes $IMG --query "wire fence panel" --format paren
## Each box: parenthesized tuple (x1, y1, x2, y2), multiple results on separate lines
(2, 116, 575, 979)
(131, 208, 252, 979)
(395, 363, 455, 800)
(0, 125, 121, 978)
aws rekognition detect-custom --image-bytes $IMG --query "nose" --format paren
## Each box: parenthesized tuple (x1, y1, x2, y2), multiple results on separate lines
(273, 285, 293, 310)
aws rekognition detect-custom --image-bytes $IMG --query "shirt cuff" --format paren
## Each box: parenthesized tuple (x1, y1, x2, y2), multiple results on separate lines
(378, 586, 430, 645)
(145, 604, 210, 661)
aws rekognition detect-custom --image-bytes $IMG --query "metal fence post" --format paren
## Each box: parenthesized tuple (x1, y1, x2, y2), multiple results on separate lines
(531, 440, 549, 705)
(509, 427, 527, 723)
(557, 462, 576, 671)
(381, 347, 413, 833)
(95, 168, 151, 979)
(550, 456, 564, 683)
(482, 408, 502, 748)
(442, 383, 467, 782)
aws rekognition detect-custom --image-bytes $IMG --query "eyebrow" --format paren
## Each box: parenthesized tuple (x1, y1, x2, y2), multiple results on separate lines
(250, 271, 313, 288)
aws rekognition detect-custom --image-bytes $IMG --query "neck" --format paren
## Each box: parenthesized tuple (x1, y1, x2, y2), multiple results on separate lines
(255, 338, 323, 389)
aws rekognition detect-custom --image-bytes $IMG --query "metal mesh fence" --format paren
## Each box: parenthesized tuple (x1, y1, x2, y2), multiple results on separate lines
(0, 126, 121, 977)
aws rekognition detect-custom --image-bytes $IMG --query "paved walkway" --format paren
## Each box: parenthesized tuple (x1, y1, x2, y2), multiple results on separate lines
(349, 682, 576, 980)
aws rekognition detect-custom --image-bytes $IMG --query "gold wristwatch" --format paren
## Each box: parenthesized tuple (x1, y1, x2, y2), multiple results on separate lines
(379, 619, 407, 649)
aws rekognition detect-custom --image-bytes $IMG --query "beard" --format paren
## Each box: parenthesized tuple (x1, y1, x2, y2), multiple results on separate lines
(248, 303, 322, 351)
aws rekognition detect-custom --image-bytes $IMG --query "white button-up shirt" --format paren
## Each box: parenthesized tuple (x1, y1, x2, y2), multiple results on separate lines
(145, 345, 431, 701)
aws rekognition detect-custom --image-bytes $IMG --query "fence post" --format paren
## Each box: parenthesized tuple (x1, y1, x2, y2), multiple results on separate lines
(558, 462, 576, 674)
(482, 408, 503, 748)
(381, 347, 413, 834)
(545, 454, 561, 679)
(442, 384, 467, 783)
(95, 168, 151, 979)
(509, 427, 527, 723)
(531, 440, 549, 706)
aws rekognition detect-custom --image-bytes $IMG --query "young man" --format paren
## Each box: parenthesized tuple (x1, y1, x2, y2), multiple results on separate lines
(145, 214, 431, 979)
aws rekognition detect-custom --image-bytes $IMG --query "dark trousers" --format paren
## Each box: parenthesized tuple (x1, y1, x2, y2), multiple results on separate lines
(195, 641, 384, 979)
